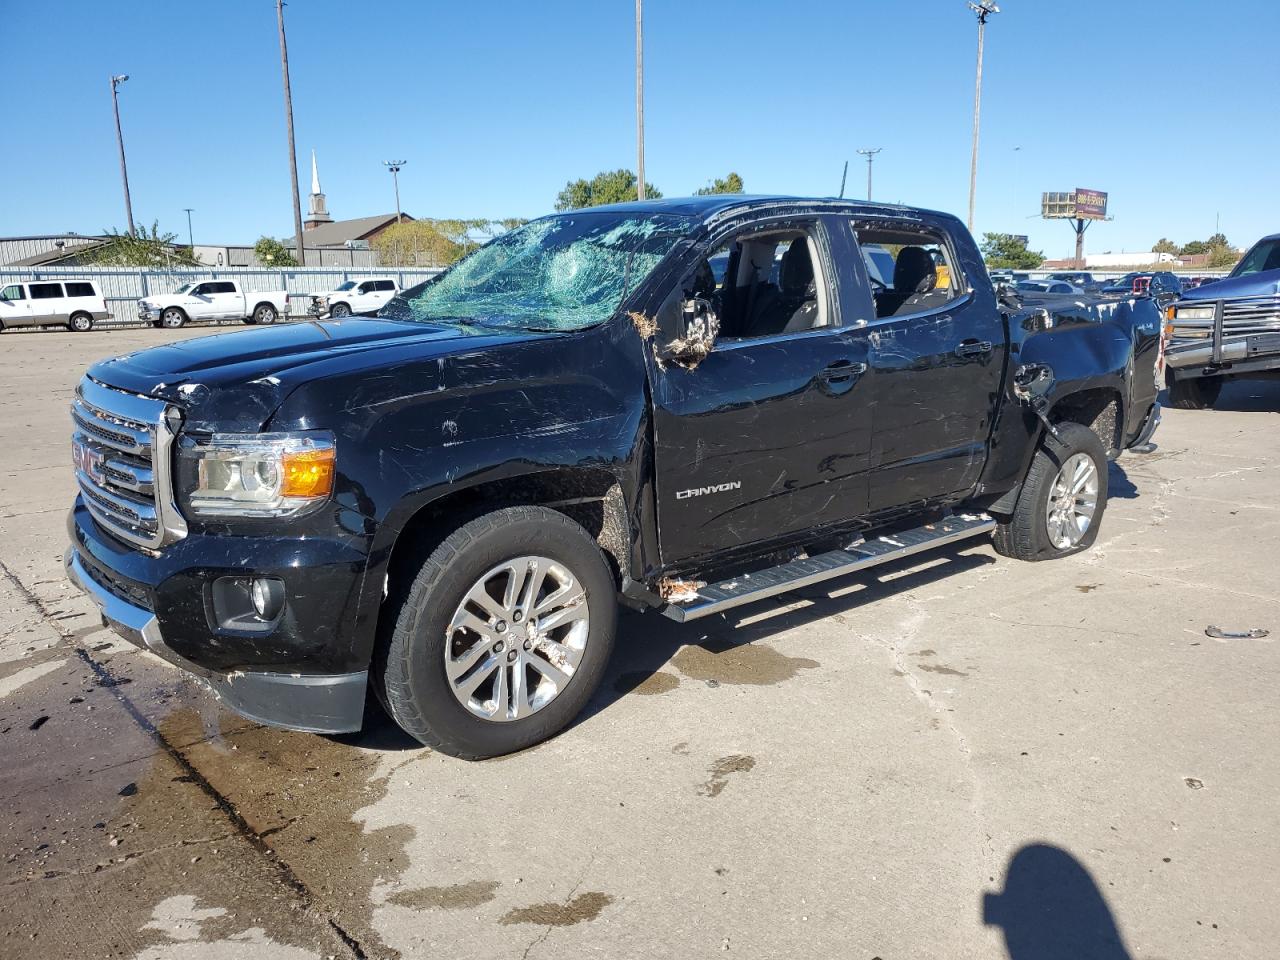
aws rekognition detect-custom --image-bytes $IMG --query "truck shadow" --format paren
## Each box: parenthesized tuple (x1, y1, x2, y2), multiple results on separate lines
(1203, 377, 1280, 413)
(581, 545, 998, 724)
(984, 842, 1135, 960)
(1108, 461, 1139, 500)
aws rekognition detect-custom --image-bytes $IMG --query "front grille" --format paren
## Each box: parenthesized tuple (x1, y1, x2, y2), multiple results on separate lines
(1171, 295, 1280, 342)
(72, 378, 186, 550)
(79, 552, 153, 610)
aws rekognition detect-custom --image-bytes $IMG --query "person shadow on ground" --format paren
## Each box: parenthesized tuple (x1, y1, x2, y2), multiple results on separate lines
(983, 843, 1133, 960)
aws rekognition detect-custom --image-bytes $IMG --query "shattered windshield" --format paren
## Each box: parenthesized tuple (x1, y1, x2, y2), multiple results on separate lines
(1231, 239, 1280, 279)
(390, 213, 690, 331)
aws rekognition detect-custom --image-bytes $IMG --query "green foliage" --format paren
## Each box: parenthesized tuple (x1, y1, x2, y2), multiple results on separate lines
(1181, 234, 1231, 259)
(374, 219, 531, 267)
(1179, 240, 1208, 256)
(980, 232, 1045, 270)
(1152, 238, 1179, 256)
(82, 222, 201, 268)
(555, 170, 662, 211)
(1208, 245, 1240, 269)
(1207, 232, 1229, 249)
(253, 236, 298, 267)
(695, 172, 745, 195)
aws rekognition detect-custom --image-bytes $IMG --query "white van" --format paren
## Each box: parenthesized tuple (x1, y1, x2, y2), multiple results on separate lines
(0, 280, 111, 332)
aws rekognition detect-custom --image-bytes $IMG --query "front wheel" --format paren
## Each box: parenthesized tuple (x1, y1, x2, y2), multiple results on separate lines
(376, 506, 617, 759)
(160, 307, 187, 329)
(68, 312, 94, 333)
(329, 302, 352, 318)
(1166, 372, 1221, 410)
(993, 421, 1108, 562)
(251, 303, 278, 325)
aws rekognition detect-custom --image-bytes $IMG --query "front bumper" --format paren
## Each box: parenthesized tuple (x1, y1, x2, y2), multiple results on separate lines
(65, 503, 372, 734)
(138, 306, 160, 322)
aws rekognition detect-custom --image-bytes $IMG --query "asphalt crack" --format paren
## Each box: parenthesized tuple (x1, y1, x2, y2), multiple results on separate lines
(0, 558, 370, 960)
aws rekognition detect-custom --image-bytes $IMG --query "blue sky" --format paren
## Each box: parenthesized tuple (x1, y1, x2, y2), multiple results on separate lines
(5, 0, 1278, 259)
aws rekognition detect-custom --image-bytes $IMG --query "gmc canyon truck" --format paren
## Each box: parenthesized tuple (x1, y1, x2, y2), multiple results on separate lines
(65, 197, 1163, 759)
(1165, 232, 1280, 409)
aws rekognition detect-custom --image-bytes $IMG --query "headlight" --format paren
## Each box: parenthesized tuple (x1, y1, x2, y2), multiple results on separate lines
(1175, 306, 1215, 321)
(180, 431, 335, 518)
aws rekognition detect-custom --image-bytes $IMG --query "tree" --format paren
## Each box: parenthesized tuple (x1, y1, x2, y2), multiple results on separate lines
(82, 221, 201, 268)
(373, 220, 469, 267)
(1208, 246, 1240, 269)
(695, 172, 745, 195)
(1180, 240, 1209, 256)
(253, 236, 298, 267)
(1152, 238, 1179, 256)
(980, 232, 1045, 270)
(1207, 232, 1229, 250)
(554, 169, 662, 210)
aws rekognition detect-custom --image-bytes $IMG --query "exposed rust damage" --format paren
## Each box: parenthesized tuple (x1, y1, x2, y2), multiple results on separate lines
(657, 577, 706, 603)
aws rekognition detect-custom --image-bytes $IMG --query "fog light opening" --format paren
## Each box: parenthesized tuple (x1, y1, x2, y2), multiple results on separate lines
(250, 578, 285, 620)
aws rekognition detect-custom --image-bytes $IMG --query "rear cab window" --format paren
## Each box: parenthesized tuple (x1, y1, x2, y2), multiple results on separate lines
(850, 221, 966, 320)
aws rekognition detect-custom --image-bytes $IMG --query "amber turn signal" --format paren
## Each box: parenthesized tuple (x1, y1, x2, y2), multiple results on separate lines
(280, 448, 336, 499)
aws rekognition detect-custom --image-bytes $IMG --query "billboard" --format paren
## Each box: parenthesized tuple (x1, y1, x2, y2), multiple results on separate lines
(1074, 188, 1108, 220)
(1042, 190, 1108, 220)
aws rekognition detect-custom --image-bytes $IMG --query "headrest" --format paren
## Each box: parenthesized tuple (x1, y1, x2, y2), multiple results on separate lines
(894, 246, 937, 294)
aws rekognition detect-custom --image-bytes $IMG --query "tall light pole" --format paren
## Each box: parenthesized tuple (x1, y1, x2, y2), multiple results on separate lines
(276, 0, 306, 266)
(109, 74, 136, 237)
(635, 0, 646, 201)
(967, 1, 999, 232)
(183, 208, 194, 251)
(857, 148, 882, 201)
(383, 161, 407, 223)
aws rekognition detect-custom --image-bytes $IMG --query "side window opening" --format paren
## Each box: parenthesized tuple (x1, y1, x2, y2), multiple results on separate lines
(30, 283, 64, 300)
(683, 226, 830, 342)
(853, 223, 964, 320)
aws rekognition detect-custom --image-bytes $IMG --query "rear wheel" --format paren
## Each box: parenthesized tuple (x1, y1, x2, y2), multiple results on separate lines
(68, 312, 94, 333)
(1166, 372, 1221, 410)
(251, 303, 278, 325)
(993, 421, 1108, 562)
(330, 302, 352, 318)
(376, 506, 616, 759)
(160, 307, 187, 329)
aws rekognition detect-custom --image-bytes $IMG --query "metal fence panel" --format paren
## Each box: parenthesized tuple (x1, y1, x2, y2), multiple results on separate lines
(0, 266, 442, 328)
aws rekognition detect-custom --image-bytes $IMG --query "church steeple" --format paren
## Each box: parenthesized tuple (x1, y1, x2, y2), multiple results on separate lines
(304, 149, 332, 229)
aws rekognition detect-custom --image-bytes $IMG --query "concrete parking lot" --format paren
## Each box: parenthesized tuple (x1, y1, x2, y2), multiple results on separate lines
(2, 325, 1278, 959)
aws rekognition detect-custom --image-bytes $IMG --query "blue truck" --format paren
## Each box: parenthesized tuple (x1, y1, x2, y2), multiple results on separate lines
(1165, 233, 1280, 408)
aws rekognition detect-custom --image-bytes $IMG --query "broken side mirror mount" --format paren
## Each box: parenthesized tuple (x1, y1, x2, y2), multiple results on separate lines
(1022, 307, 1054, 333)
(1013, 362, 1060, 439)
(656, 297, 720, 367)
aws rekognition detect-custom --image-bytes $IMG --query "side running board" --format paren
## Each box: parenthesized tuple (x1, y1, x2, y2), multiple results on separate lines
(660, 513, 996, 623)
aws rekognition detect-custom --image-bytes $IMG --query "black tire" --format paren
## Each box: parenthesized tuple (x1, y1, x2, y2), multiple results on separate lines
(993, 421, 1109, 562)
(376, 506, 617, 759)
(329, 302, 352, 318)
(1166, 372, 1221, 410)
(68, 312, 94, 333)
(251, 303, 278, 325)
(160, 307, 187, 329)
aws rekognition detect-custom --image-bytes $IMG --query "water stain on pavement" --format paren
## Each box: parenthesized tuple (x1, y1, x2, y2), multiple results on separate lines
(613, 671, 680, 696)
(917, 663, 970, 677)
(672, 639, 817, 686)
(389, 879, 501, 911)
(699, 755, 756, 798)
(499, 891, 614, 927)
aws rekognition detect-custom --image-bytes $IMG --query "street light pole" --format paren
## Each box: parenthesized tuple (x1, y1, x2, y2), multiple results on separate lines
(109, 74, 136, 237)
(183, 208, 194, 251)
(856, 148, 882, 201)
(635, 0, 646, 201)
(276, 0, 306, 266)
(383, 161, 406, 223)
(967, 1, 999, 233)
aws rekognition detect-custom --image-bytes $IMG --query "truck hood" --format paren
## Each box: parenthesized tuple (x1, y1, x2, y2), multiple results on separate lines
(1182, 269, 1280, 302)
(87, 318, 538, 432)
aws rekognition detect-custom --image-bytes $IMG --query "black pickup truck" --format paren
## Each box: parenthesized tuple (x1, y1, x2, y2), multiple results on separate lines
(66, 197, 1163, 758)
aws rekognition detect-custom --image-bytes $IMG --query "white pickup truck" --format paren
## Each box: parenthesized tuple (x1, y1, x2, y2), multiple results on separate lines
(307, 277, 400, 318)
(138, 279, 290, 329)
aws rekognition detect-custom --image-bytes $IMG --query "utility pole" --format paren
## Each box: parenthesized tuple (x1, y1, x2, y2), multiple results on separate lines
(857, 148, 882, 201)
(635, 0, 646, 201)
(109, 74, 135, 237)
(183, 208, 194, 251)
(383, 161, 407, 223)
(967, 1, 999, 232)
(838, 160, 848, 199)
(276, 0, 305, 266)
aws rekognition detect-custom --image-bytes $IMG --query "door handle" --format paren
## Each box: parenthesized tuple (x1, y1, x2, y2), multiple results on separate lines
(955, 339, 993, 357)
(817, 359, 867, 394)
